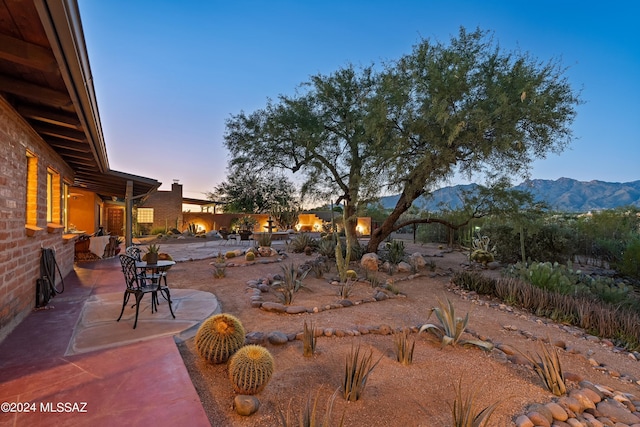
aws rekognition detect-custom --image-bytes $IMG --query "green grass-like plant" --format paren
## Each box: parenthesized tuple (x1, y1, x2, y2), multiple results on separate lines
(419, 298, 493, 351)
(517, 343, 566, 396)
(342, 345, 381, 402)
(303, 320, 316, 357)
(394, 329, 415, 365)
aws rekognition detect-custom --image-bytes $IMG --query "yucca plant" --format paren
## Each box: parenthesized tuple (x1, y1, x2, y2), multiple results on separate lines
(342, 345, 381, 402)
(517, 343, 566, 396)
(394, 329, 415, 365)
(419, 298, 493, 351)
(278, 388, 345, 427)
(303, 320, 316, 357)
(449, 378, 500, 427)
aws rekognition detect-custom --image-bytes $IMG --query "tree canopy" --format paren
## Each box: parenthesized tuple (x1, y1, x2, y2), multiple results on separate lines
(206, 168, 298, 215)
(224, 27, 581, 252)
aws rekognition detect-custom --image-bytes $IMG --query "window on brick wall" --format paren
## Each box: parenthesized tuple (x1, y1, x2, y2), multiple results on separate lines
(46, 168, 61, 224)
(25, 151, 37, 226)
(63, 182, 70, 230)
(137, 208, 154, 224)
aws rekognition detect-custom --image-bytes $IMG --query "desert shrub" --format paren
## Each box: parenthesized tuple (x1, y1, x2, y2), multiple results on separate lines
(393, 329, 415, 366)
(278, 389, 344, 427)
(483, 222, 577, 264)
(452, 271, 497, 296)
(342, 345, 381, 402)
(517, 343, 566, 396)
(150, 226, 167, 235)
(383, 240, 405, 265)
(448, 379, 500, 427)
(303, 320, 316, 357)
(617, 237, 640, 280)
(317, 239, 336, 258)
(290, 233, 317, 253)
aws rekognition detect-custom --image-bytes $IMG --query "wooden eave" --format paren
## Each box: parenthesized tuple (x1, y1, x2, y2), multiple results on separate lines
(0, 0, 160, 199)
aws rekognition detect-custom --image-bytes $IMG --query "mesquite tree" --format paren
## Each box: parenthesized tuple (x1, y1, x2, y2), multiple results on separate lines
(224, 28, 581, 253)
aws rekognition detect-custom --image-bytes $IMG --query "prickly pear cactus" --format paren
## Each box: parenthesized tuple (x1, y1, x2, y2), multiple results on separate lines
(228, 345, 274, 394)
(195, 313, 246, 364)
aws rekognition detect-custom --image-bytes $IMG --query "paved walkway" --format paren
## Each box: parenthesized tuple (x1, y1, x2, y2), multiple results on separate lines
(0, 250, 222, 427)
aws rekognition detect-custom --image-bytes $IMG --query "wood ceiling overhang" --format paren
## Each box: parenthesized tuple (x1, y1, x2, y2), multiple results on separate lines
(0, 0, 160, 199)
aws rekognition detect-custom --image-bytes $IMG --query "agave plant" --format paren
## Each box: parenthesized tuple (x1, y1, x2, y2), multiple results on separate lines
(419, 298, 493, 350)
(271, 263, 310, 305)
(517, 343, 566, 396)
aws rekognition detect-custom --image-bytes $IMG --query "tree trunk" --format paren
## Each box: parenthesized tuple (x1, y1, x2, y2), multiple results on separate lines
(366, 191, 415, 253)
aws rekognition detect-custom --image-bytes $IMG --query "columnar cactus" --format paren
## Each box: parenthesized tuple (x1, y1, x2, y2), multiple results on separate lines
(195, 313, 246, 364)
(228, 345, 274, 395)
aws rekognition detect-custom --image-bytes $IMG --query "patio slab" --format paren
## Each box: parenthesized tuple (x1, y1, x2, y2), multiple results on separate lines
(0, 255, 220, 427)
(67, 289, 219, 355)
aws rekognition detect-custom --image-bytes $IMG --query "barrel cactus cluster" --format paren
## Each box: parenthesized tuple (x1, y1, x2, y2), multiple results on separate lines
(195, 313, 246, 364)
(228, 344, 274, 395)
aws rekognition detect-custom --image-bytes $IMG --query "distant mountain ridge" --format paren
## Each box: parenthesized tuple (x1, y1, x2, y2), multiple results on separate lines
(379, 178, 640, 212)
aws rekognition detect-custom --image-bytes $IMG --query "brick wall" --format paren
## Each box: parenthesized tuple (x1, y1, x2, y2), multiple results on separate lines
(0, 97, 75, 342)
(141, 182, 183, 231)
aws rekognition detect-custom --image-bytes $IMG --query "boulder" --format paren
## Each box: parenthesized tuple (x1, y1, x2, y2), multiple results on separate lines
(360, 253, 379, 271)
(409, 252, 426, 269)
(234, 395, 260, 416)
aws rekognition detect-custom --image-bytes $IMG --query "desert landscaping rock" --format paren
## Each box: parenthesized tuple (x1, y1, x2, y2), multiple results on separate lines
(285, 305, 307, 314)
(260, 302, 286, 313)
(234, 395, 260, 416)
(164, 240, 640, 426)
(360, 252, 379, 271)
(267, 331, 288, 345)
(596, 399, 640, 424)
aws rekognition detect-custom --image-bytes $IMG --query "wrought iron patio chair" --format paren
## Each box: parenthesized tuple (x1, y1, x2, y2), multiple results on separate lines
(117, 254, 163, 329)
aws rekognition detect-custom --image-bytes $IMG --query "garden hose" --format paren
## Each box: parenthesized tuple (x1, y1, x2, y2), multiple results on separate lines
(40, 247, 65, 295)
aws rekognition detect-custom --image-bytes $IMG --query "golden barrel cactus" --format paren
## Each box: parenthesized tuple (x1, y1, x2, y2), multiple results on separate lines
(228, 345, 274, 395)
(195, 313, 246, 364)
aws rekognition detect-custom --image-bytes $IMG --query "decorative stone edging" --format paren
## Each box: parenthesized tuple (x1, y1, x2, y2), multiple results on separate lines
(245, 277, 406, 313)
(514, 382, 640, 427)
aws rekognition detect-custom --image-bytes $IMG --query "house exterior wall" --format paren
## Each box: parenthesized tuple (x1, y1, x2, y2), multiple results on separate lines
(68, 187, 101, 234)
(0, 97, 76, 341)
(140, 182, 183, 232)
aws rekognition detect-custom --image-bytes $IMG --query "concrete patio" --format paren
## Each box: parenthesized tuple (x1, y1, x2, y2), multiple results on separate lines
(0, 249, 223, 427)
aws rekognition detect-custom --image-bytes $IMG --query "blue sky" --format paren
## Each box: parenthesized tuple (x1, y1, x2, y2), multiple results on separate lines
(78, 1, 639, 200)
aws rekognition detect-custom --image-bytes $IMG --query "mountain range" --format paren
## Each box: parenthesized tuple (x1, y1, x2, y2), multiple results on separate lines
(379, 178, 640, 212)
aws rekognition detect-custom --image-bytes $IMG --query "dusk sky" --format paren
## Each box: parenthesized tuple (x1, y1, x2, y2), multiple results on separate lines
(78, 1, 639, 201)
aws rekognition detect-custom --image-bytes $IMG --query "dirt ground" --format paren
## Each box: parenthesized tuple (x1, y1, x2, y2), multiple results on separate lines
(160, 238, 640, 426)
